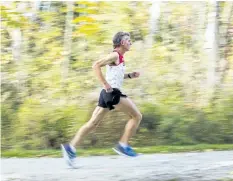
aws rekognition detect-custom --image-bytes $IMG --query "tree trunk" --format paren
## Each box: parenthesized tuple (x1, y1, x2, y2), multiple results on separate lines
(147, 0, 161, 47)
(203, 1, 220, 105)
(218, 2, 233, 86)
(61, 1, 74, 80)
(211, 2, 233, 105)
(10, 28, 22, 91)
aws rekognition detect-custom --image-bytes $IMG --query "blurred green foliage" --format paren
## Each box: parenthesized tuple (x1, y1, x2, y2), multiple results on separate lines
(1, 2, 233, 150)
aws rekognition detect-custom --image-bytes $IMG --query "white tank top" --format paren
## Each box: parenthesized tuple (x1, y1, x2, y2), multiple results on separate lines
(106, 52, 125, 90)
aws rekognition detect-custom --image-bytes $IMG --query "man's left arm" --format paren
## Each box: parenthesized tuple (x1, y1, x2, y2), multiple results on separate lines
(124, 72, 140, 79)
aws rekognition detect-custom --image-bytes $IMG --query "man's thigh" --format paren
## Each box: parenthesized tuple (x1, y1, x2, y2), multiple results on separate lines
(89, 106, 109, 125)
(114, 97, 141, 118)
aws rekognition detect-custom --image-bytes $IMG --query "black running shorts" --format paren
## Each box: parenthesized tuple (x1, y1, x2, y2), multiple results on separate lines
(98, 88, 127, 110)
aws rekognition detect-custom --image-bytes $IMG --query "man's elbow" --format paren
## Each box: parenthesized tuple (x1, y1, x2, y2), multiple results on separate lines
(92, 62, 100, 69)
(92, 62, 97, 69)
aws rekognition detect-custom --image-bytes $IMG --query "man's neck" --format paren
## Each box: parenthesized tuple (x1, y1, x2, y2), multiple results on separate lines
(115, 47, 126, 56)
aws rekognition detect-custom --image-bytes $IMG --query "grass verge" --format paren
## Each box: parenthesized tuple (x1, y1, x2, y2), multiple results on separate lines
(1, 144, 233, 158)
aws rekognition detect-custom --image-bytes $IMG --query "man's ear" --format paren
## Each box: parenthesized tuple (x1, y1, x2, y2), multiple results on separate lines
(121, 40, 125, 46)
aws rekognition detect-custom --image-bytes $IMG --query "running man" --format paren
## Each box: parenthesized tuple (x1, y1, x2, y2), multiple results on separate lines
(61, 32, 142, 167)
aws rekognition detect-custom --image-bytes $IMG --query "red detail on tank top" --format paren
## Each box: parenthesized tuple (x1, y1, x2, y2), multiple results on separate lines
(113, 50, 124, 65)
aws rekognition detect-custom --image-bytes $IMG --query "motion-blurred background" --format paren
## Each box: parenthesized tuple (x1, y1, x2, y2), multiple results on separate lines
(1, 1, 233, 151)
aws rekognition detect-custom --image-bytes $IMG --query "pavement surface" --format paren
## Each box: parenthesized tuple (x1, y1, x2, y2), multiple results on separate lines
(1, 151, 233, 181)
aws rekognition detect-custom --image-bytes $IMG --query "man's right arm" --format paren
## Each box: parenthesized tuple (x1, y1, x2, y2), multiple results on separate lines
(92, 52, 118, 91)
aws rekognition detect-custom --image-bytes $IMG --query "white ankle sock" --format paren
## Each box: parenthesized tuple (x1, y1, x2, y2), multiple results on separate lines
(69, 144, 76, 152)
(119, 142, 128, 148)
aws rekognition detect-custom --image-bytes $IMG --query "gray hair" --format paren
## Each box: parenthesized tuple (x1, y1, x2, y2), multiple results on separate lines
(112, 32, 130, 48)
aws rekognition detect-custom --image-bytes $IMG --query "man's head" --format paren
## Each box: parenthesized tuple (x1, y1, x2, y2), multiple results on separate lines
(113, 32, 132, 51)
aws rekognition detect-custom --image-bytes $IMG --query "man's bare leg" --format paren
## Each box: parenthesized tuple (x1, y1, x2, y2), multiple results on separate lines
(61, 106, 109, 167)
(70, 106, 109, 148)
(114, 97, 142, 145)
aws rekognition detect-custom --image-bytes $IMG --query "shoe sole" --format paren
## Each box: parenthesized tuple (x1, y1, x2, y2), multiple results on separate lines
(61, 144, 76, 168)
(112, 147, 137, 157)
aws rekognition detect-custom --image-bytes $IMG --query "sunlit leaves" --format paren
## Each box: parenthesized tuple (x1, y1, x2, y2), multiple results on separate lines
(1, 2, 233, 149)
(73, 16, 95, 23)
(1, 5, 28, 28)
(75, 7, 98, 14)
(77, 23, 99, 35)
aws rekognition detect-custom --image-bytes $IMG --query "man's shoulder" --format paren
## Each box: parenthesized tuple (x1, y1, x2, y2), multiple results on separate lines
(107, 52, 119, 64)
(109, 51, 119, 59)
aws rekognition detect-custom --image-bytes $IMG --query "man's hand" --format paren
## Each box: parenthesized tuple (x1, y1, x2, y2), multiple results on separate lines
(104, 82, 113, 92)
(130, 72, 140, 78)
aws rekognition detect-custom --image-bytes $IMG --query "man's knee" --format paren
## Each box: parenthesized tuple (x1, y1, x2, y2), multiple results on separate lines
(133, 112, 142, 122)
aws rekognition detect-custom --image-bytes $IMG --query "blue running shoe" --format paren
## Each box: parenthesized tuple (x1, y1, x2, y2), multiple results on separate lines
(112, 144, 138, 157)
(61, 144, 76, 167)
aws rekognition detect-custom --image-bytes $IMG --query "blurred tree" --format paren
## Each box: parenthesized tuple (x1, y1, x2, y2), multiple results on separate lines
(1, 1, 233, 149)
(204, 1, 220, 105)
(61, 1, 74, 80)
